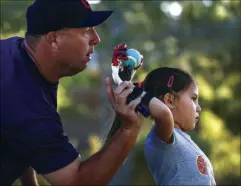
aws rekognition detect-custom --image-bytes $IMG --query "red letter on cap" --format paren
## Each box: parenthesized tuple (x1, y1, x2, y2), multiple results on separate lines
(81, 0, 90, 9)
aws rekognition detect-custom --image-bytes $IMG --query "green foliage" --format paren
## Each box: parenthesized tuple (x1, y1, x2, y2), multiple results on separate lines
(1, 0, 240, 185)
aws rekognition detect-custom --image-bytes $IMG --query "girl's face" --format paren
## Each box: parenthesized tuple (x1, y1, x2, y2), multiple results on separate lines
(172, 82, 201, 131)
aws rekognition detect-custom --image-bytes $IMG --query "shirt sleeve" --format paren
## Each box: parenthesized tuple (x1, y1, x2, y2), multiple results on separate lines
(148, 125, 177, 148)
(7, 114, 79, 174)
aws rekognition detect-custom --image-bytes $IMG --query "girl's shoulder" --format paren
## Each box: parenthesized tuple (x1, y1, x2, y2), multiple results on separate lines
(145, 126, 193, 150)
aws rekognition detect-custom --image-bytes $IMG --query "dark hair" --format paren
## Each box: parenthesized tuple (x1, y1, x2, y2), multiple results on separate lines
(143, 67, 195, 99)
(103, 67, 194, 145)
(24, 28, 71, 49)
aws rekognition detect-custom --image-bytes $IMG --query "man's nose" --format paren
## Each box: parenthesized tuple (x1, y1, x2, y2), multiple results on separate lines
(91, 28, 101, 45)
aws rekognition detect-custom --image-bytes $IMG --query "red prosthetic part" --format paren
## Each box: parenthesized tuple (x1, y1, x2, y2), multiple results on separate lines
(112, 43, 128, 66)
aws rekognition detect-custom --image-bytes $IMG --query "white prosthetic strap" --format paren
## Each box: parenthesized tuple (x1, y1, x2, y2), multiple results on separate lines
(111, 63, 136, 85)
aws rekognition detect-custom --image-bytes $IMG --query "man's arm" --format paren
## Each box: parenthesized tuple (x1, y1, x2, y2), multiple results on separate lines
(43, 79, 142, 185)
(19, 167, 38, 186)
(44, 126, 139, 185)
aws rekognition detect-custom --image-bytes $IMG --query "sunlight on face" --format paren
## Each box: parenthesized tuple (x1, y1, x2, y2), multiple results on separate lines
(53, 27, 100, 77)
(173, 82, 201, 131)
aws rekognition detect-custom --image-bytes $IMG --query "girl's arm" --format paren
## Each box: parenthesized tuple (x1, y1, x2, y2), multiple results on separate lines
(105, 93, 174, 145)
(149, 97, 174, 143)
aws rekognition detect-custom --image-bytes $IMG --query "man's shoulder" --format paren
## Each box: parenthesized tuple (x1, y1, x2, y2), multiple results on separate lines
(0, 36, 23, 46)
(0, 36, 23, 42)
(1, 36, 23, 60)
(1, 36, 24, 79)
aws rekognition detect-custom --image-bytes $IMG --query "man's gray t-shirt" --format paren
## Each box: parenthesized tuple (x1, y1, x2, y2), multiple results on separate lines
(144, 126, 216, 185)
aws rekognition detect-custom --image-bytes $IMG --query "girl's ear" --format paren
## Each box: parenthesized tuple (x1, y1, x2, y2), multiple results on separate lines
(163, 93, 175, 109)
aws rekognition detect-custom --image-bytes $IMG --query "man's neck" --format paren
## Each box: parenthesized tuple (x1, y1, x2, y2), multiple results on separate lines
(24, 39, 59, 83)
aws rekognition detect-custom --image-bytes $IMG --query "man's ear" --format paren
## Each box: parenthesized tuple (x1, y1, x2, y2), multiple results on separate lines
(163, 93, 175, 109)
(45, 31, 58, 50)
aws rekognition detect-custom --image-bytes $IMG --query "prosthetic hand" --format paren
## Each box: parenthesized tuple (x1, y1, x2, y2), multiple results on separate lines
(111, 43, 143, 85)
(111, 43, 151, 117)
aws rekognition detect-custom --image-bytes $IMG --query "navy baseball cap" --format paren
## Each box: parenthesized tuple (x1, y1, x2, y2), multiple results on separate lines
(26, 0, 113, 35)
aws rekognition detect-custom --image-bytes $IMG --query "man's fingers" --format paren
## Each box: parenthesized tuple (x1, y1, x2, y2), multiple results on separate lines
(105, 77, 115, 106)
(114, 81, 134, 95)
(127, 97, 142, 111)
(116, 88, 133, 104)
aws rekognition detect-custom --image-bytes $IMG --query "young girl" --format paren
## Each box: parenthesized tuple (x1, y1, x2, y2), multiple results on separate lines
(143, 67, 216, 185)
(105, 66, 216, 185)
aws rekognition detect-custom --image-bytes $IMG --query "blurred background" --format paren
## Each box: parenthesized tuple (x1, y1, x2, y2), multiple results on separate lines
(1, 0, 240, 185)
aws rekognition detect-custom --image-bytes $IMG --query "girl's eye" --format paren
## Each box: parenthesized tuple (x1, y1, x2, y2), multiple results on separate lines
(192, 97, 197, 101)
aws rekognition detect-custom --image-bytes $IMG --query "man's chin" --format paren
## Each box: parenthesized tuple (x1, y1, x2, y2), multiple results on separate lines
(71, 67, 86, 76)
(62, 66, 87, 78)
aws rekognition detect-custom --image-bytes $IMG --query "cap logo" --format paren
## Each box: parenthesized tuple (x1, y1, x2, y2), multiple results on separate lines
(81, 0, 90, 9)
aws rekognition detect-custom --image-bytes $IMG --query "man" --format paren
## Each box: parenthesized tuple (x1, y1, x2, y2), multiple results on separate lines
(0, 0, 143, 185)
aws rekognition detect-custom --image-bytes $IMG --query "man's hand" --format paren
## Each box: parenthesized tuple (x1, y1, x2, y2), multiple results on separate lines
(105, 77, 141, 131)
(43, 79, 142, 185)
